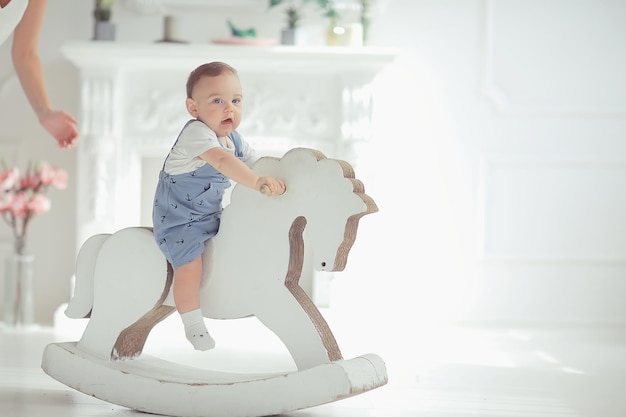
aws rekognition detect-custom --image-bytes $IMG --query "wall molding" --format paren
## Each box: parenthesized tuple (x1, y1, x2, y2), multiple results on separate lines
(477, 156, 626, 263)
(479, 0, 626, 118)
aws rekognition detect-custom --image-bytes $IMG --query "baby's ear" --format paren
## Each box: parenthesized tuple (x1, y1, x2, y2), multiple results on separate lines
(185, 97, 198, 117)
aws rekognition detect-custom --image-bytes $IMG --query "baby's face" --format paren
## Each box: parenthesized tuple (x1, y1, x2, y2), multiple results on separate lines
(186, 73, 243, 138)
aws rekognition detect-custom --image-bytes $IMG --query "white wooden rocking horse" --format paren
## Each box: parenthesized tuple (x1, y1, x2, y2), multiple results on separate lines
(42, 147, 387, 417)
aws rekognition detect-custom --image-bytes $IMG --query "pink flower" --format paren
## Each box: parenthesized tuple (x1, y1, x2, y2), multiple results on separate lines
(51, 167, 68, 190)
(0, 192, 14, 212)
(27, 194, 51, 215)
(1, 167, 19, 190)
(38, 162, 54, 185)
(37, 163, 68, 189)
(20, 175, 39, 190)
(9, 193, 29, 218)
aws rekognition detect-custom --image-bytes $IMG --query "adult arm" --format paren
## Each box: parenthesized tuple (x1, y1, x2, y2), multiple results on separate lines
(12, 0, 79, 148)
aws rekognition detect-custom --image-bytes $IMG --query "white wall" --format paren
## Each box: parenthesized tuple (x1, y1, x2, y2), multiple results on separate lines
(358, 0, 626, 326)
(1, 0, 625, 327)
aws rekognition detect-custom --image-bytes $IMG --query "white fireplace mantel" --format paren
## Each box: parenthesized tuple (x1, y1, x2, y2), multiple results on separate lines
(62, 41, 396, 74)
(61, 41, 396, 247)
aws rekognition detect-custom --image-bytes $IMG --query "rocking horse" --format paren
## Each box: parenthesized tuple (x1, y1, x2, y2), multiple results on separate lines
(42, 147, 387, 417)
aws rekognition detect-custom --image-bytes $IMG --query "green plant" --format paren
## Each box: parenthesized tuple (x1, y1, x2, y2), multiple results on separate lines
(268, 0, 338, 29)
(94, 0, 115, 22)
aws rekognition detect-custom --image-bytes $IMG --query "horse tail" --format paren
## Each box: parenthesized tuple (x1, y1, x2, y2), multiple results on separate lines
(64, 234, 111, 319)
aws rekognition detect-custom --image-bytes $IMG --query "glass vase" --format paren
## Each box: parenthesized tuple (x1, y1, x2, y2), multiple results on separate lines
(3, 253, 35, 327)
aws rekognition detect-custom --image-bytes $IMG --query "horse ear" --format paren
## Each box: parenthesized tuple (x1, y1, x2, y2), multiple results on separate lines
(185, 97, 198, 117)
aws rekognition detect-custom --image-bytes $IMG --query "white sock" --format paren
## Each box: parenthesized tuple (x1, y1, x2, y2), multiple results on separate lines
(180, 309, 215, 351)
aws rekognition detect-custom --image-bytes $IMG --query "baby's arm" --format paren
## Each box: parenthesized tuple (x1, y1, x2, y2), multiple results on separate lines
(200, 147, 285, 195)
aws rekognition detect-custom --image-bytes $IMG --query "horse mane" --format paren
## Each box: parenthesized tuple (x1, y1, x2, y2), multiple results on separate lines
(234, 147, 378, 214)
(327, 157, 378, 270)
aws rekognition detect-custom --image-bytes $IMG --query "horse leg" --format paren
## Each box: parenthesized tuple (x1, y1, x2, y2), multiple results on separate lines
(254, 286, 342, 371)
(112, 262, 176, 359)
(285, 280, 342, 363)
(250, 215, 342, 370)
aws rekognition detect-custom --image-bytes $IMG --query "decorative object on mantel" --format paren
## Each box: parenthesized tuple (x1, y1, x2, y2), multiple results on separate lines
(325, 0, 371, 47)
(325, 20, 362, 47)
(93, 0, 116, 41)
(227, 19, 257, 38)
(211, 19, 277, 46)
(268, 0, 339, 46)
(156, 15, 187, 43)
(0, 162, 68, 327)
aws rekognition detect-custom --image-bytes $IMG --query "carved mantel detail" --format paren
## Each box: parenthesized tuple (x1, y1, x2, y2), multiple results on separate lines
(62, 42, 395, 247)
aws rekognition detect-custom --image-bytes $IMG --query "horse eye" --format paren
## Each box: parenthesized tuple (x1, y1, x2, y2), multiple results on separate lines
(321, 262, 326, 267)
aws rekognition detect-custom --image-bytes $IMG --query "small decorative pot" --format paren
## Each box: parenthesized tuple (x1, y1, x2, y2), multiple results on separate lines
(281, 28, 306, 46)
(94, 21, 116, 41)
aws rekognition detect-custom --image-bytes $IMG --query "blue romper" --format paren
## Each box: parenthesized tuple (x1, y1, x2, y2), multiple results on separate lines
(152, 120, 245, 269)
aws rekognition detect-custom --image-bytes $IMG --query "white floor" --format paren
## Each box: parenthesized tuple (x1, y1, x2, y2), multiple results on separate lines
(2, 310, 626, 417)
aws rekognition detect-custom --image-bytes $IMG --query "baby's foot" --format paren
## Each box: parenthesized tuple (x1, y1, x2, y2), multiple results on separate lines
(185, 323, 216, 351)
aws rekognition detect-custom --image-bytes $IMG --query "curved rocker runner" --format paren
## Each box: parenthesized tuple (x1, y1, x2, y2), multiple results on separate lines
(42, 147, 388, 417)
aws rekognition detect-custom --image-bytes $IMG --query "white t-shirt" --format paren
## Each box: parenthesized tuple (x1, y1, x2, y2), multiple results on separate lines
(164, 120, 257, 175)
(0, 0, 28, 46)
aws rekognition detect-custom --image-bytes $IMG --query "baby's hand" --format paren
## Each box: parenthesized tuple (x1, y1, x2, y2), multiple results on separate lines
(258, 177, 286, 196)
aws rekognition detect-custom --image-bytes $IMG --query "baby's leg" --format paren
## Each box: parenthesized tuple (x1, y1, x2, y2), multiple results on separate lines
(174, 257, 215, 351)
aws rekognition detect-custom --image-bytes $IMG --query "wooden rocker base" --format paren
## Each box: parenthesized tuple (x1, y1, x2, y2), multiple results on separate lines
(42, 342, 388, 417)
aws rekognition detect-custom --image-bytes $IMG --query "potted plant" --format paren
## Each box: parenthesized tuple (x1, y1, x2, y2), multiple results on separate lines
(268, 0, 338, 45)
(94, 0, 116, 41)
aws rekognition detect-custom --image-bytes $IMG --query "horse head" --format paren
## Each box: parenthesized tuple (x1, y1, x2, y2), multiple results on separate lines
(250, 148, 378, 273)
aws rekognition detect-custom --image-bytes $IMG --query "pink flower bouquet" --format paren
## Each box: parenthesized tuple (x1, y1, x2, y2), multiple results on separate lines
(0, 162, 68, 255)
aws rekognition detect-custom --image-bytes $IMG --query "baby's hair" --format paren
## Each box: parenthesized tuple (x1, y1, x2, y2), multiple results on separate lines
(186, 62, 239, 98)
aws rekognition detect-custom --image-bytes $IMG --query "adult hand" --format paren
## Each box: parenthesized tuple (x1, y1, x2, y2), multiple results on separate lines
(39, 110, 79, 149)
